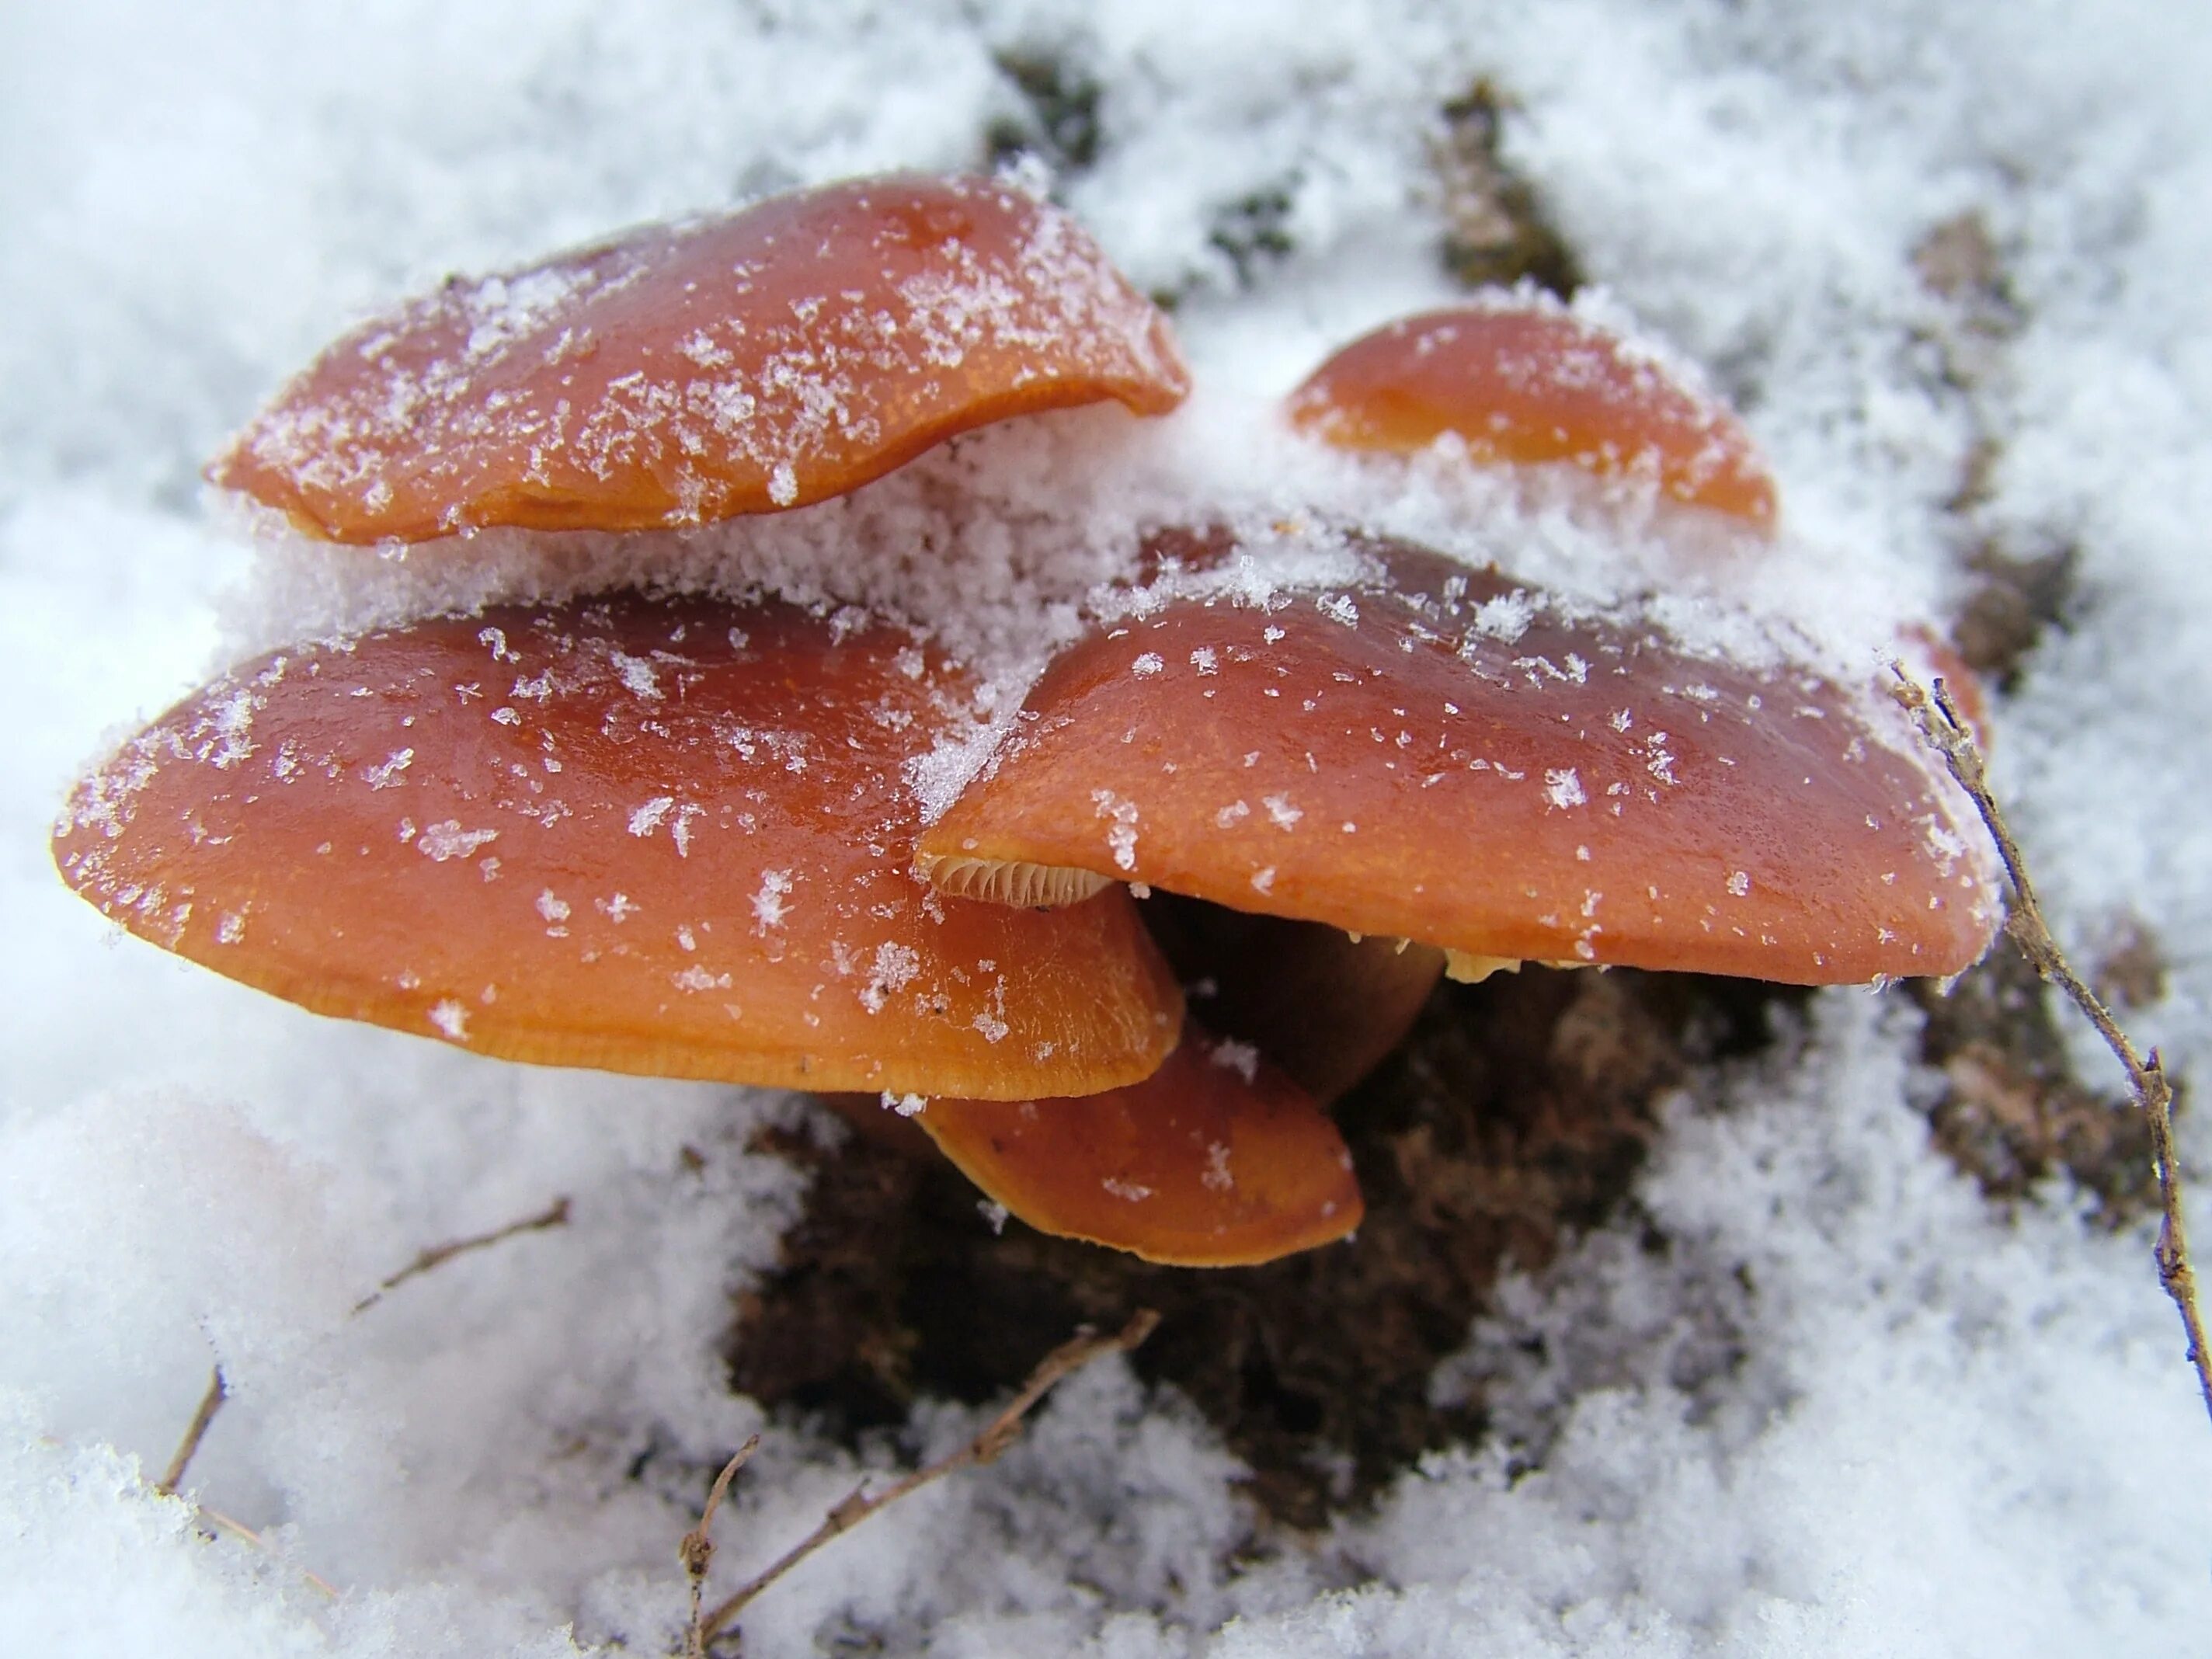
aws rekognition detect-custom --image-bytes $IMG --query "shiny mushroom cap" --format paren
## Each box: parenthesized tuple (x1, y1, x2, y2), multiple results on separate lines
(1288, 300, 1778, 527)
(913, 1026, 1363, 1266)
(54, 593, 1182, 1097)
(210, 174, 1190, 544)
(918, 535, 1998, 986)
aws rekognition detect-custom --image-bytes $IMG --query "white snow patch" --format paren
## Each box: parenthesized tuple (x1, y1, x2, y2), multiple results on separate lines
(751, 869, 795, 930)
(415, 820, 499, 861)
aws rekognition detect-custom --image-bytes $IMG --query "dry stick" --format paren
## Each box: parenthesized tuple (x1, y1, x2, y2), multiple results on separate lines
(155, 1365, 228, 1496)
(352, 1195, 572, 1314)
(151, 1372, 340, 1602)
(196, 1506, 343, 1602)
(1896, 671, 2212, 1425)
(150, 1194, 575, 1604)
(694, 1309, 1162, 1650)
(681, 1435, 762, 1659)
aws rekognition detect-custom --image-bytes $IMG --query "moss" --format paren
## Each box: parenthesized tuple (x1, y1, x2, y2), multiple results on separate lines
(985, 49, 1104, 176)
(1205, 182, 1301, 289)
(1431, 82, 1582, 297)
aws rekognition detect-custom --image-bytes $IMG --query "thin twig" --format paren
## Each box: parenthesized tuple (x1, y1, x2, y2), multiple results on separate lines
(353, 1195, 572, 1314)
(682, 1435, 761, 1659)
(695, 1309, 1160, 1649)
(195, 1504, 343, 1601)
(1896, 670, 2212, 1425)
(149, 1193, 573, 1610)
(155, 1365, 227, 1496)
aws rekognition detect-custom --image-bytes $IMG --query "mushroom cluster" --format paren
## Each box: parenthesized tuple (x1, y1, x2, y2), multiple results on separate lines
(52, 173, 1998, 1268)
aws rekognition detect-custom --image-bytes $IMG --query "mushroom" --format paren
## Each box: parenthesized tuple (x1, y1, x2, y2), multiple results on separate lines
(54, 176, 1999, 1271)
(919, 297, 1993, 990)
(210, 172, 1188, 544)
(912, 1029, 1362, 1267)
(1286, 297, 1778, 528)
(916, 534, 1997, 986)
(1140, 893, 1445, 1106)
(53, 592, 1182, 1097)
(56, 172, 1375, 1269)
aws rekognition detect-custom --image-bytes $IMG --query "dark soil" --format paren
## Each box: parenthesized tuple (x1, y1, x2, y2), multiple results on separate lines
(1912, 940, 2159, 1226)
(1949, 538, 2079, 691)
(729, 964, 1803, 1529)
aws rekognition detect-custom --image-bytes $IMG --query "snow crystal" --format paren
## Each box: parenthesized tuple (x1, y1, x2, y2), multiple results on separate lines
(1207, 1038, 1261, 1084)
(858, 941, 921, 1014)
(1092, 789, 1142, 872)
(362, 748, 413, 790)
(751, 868, 794, 930)
(414, 820, 499, 862)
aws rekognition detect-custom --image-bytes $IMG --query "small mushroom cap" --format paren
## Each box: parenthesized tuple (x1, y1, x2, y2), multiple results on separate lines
(1287, 303, 1777, 527)
(53, 593, 1181, 1097)
(1143, 892, 1444, 1104)
(919, 538, 1997, 984)
(210, 175, 1190, 544)
(913, 1026, 1364, 1266)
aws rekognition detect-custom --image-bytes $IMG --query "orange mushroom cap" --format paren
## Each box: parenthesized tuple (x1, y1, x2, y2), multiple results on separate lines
(53, 593, 1181, 1097)
(1287, 301, 1777, 527)
(210, 174, 1190, 544)
(918, 536, 1998, 985)
(913, 1025, 1363, 1266)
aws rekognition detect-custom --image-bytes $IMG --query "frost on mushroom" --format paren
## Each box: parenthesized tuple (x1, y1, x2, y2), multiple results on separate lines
(52, 593, 1182, 1098)
(55, 174, 1990, 1273)
(913, 1031, 1363, 1267)
(918, 536, 1998, 986)
(1287, 298, 1779, 527)
(209, 174, 1190, 544)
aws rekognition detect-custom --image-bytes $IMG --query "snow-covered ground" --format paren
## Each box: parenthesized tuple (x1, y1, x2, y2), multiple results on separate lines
(5, 2, 2210, 1653)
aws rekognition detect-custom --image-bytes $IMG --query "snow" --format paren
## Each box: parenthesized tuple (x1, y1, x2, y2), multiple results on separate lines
(7, 2, 2212, 1656)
